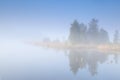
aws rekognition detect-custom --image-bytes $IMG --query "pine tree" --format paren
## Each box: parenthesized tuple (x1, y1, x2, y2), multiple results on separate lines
(69, 20, 80, 44)
(113, 30, 119, 44)
(99, 28, 109, 44)
(87, 19, 99, 44)
(79, 23, 87, 43)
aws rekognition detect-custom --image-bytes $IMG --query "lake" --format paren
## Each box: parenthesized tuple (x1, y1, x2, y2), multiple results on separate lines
(0, 41, 120, 80)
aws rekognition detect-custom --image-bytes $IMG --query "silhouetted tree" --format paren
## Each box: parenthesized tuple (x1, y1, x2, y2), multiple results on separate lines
(69, 20, 80, 44)
(113, 30, 119, 44)
(87, 19, 99, 44)
(99, 28, 110, 44)
(69, 20, 88, 44)
(69, 18, 110, 45)
(79, 23, 87, 43)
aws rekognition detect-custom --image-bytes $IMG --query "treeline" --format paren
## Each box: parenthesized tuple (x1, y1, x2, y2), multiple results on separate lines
(69, 19, 110, 45)
(42, 18, 119, 45)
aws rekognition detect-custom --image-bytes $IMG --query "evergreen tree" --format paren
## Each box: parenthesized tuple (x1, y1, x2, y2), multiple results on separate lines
(79, 23, 87, 43)
(69, 18, 110, 45)
(113, 30, 119, 44)
(99, 28, 109, 44)
(69, 20, 80, 44)
(87, 19, 99, 44)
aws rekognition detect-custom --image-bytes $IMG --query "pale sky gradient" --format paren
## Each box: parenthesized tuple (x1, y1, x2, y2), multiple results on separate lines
(0, 0, 120, 41)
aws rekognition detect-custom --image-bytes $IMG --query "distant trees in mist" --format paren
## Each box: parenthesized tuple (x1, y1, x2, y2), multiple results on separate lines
(69, 19, 110, 45)
(113, 30, 119, 44)
(42, 18, 119, 45)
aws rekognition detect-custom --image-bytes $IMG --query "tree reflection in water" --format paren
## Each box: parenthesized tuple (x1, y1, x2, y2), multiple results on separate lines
(68, 50, 118, 76)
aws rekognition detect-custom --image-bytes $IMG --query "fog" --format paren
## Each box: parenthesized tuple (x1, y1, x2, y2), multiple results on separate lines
(1, 0, 120, 80)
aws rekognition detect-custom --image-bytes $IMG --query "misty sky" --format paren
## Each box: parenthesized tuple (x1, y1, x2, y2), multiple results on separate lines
(0, 0, 120, 41)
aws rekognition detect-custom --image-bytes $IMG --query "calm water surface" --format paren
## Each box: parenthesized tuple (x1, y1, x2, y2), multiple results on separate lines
(1, 42, 120, 80)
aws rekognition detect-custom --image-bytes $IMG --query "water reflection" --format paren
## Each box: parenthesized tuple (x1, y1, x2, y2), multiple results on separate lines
(68, 50, 119, 76)
(1, 46, 120, 80)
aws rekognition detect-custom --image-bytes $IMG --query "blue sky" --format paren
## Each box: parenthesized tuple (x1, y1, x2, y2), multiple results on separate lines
(0, 0, 120, 41)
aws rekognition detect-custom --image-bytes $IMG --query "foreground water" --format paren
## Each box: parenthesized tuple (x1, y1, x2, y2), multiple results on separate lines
(0, 41, 120, 80)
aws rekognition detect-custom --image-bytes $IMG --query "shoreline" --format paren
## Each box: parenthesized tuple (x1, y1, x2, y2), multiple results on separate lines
(29, 41, 120, 52)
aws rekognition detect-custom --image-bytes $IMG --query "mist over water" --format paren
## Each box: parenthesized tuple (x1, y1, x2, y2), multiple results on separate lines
(1, 0, 120, 80)
(0, 41, 120, 80)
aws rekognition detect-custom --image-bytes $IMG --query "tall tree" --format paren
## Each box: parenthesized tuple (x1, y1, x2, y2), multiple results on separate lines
(113, 30, 119, 44)
(87, 19, 99, 44)
(69, 20, 80, 44)
(79, 23, 87, 43)
(99, 28, 110, 44)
